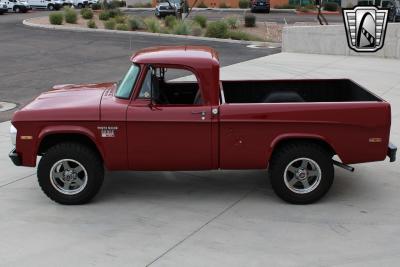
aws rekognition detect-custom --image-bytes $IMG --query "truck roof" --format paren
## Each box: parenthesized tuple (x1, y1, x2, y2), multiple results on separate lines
(130, 46, 220, 68)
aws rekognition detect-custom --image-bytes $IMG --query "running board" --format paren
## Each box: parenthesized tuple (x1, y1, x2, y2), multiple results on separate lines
(333, 160, 355, 172)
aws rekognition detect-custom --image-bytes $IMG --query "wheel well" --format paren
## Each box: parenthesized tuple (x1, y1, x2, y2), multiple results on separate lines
(38, 133, 102, 161)
(271, 138, 336, 159)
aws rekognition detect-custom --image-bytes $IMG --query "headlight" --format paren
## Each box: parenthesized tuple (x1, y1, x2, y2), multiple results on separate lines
(10, 125, 17, 146)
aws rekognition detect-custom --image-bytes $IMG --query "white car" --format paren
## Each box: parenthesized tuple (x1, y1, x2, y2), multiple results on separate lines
(2, 0, 30, 12)
(71, 0, 88, 8)
(27, 0, 62, 10)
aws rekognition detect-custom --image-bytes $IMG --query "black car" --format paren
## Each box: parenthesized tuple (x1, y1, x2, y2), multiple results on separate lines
(250, 0, 270, 13)
(0, 3, 8, 14)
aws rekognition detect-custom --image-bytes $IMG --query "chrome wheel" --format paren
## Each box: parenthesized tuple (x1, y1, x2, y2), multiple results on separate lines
(284, 157, 321, 194)
(49, 159, 88, 195)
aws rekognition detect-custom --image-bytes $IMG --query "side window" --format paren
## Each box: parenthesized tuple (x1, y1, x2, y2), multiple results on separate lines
(138, 67, 203, 105)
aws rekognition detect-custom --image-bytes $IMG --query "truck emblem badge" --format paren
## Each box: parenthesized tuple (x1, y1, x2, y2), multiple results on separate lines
(97, 126, 118, 138)
(342, 6, 388, 52)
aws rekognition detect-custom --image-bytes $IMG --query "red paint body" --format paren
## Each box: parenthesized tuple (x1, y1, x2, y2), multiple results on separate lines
(11, 46, 392, 170)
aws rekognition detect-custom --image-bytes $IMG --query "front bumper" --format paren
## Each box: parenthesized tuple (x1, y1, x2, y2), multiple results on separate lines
(388, 142, 397, 162)
(9, 148, 21, 166)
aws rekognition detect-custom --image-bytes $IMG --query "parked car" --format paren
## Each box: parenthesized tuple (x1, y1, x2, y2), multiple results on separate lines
(9, 46, 397, 205)
(155, 0, 180, 18)
(28, 0, 62, 10)
(358, 0, 400, 21)
(4, 0, 30, 13)
(0, 2, 8, 13)
(72, 0, 88, 8)
(250, 0, 270, 13)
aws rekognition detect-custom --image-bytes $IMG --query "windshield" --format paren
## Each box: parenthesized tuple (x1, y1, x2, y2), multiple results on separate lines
(115, 64, 140, 99)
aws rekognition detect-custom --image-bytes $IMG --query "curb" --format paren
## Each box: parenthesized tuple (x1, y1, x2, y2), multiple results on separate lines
(121, 7, 296, 14)
(22, 18, 281, 47)
(296, 10, 340, 15)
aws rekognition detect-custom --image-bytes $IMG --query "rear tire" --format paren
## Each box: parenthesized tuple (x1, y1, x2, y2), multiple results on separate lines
(269, 142, 334, 204)
(38, 142, 104, 205)
(47, 4, 54, 10)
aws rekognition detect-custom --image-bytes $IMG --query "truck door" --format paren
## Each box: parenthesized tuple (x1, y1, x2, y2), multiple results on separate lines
(126, 66, 213, 171)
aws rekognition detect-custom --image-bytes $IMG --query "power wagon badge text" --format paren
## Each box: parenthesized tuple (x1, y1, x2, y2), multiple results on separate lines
(97, 126, 118, 138)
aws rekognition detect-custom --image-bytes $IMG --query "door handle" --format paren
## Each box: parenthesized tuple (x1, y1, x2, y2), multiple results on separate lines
(191, 111, 206, 116)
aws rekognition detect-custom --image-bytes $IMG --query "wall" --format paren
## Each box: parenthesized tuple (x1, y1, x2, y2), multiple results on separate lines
(282, 23, 400, 59)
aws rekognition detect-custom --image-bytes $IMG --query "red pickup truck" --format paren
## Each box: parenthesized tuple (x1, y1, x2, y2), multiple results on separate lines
(9, 46, 397, 205)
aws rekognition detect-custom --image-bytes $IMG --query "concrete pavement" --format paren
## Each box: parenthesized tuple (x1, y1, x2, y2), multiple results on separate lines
(1, 52, 399, 267)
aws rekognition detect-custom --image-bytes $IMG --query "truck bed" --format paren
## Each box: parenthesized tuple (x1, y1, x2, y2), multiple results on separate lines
(221, 79, 381, 103)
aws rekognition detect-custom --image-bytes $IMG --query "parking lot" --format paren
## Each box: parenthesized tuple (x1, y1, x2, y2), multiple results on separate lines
(1, 6, 400, 267)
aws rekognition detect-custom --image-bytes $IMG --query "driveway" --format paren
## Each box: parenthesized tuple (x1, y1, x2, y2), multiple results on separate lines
(1, 52, 399, 267)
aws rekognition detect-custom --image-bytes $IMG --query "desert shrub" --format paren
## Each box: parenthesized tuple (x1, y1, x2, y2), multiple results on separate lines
(193, 14, 207, 28)
(64, 7, 78, 23)
(160, 27, 171, 34)
(191, 22, 202, 36)
(104, 18, 116, 29)
(197, 1, 207, 8)
(91, 3, 101, 10)
(81, 8, 93, 19)
(226, 16, 238, 29)
(108, 8, 122, 18)
(229, 30, 260, 41)
(49, 12, 63, 25)
(127, 16, 144, 30)
(238, 0, 249, 8)
(244, 13, 256, 27)
(164, 15, 177, 28)
(219, 1, 229, 8)
(323, 2, 338, 11)
(114, 15, 126, 23)
(116, 23, 129, 30)
(99, 10, 110, 20)
(144, 17, 160, 33)
(205, 20, 228, 38)
(173, 21, 190, 35)
(87, 19, 97, 28)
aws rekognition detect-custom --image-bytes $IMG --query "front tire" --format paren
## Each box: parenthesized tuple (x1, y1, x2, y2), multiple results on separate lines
(269, 142, 334, 204)
(47, 4, 54, 10)
(38, 142, 104, 205)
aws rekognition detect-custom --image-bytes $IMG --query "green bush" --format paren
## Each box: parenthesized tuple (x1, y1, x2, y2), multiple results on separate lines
(104, 19, 116, 29)
(99, 11, 110, 20)
(87, 19, 97, 28)
(197, 1, 207, 8)
(229, 30, 260, 41)
(219, 1, 229, 8)
(193, 15, 207, 28)
(114, 15, 126, 23)
(81, 8, 93, 19)
(164, 15, 177, 28)
(323, 2, 338, 11)
(205, 20, 228, 38)
(64, 7, 78, 24)
(173, 21, 190, 35)
(226, 16, 238, 29)
(108, 9, 122, 18)
(127, 16, 144, 30)
(144, 17, 160, 33)
(244, 13, 256, 27)
(238, 0, 249, 8)
(49, 12, 63, 25)
(91, 3, 101, 10)
(116, 23, 129, 30)
(191, 22, 202, 36)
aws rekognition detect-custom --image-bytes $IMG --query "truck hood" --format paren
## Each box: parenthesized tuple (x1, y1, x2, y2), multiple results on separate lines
(13, 82, 116, 122)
